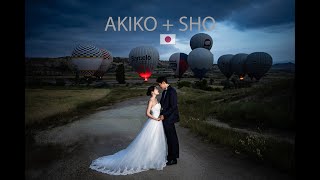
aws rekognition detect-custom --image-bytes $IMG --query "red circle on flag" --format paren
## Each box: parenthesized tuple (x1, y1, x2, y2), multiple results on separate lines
(165, 36, 171, 43)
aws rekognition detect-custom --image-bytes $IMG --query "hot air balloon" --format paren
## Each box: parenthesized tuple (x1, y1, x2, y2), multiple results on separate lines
(230, 53, 248, 80)
(190, 33, 213, 50)
(169, 52, 189, 80)
(245, 52, 273, 81)
(217, 54, 234, 80)
(187, 48, 214, 79)
(93, 49, 113, 78)
(71, 44, 103, 78)
(128, 46, 159, 81)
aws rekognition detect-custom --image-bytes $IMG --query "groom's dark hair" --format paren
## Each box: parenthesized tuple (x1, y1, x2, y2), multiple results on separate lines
(156, 76, 168, 84)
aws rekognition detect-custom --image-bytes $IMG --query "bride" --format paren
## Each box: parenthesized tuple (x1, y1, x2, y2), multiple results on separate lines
(89, 86, 167, 175)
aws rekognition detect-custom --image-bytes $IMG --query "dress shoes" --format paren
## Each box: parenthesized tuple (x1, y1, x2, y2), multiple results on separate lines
(166, 159, 177, 165)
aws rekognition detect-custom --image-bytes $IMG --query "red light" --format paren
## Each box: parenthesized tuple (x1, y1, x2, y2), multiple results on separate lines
(139, 72, 152, 82)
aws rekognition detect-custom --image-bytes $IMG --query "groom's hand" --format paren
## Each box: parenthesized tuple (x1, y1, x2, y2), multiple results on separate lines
(159, 115, 164, 120)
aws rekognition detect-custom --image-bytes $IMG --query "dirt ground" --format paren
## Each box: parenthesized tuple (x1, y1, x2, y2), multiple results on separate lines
(25, 96, 292, 180)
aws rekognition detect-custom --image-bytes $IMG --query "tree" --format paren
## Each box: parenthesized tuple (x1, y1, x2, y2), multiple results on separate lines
(116, 64, 126, 84)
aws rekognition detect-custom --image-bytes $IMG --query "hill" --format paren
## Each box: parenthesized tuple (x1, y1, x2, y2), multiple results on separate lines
(271, 62, 295, 73)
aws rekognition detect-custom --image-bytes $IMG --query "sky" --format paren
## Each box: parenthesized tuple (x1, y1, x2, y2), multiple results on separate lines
(25, 0, 295, 63)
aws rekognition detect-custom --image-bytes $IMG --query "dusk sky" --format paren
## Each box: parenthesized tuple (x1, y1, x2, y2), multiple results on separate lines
(25, 0, 295, 63)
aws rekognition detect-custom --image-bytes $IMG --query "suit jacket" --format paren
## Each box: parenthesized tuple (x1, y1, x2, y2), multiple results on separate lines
(160, 85, 180, 125)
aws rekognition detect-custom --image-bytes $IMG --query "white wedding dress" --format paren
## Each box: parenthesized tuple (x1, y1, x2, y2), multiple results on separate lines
(89, 103, 167, 175)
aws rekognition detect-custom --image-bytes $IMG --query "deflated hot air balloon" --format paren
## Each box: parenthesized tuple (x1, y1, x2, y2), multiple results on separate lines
(230, 53, 248, 80)
(71, 44, 103, 77)
(169, 52, 189, 79)
(190, 33, 213, 50)
(217, 54, 234, 80)
(94, 49, 113, 78)
(188, 48, 214, 79)
(245, 52, 273, 81)
(129, 46, 159, 81)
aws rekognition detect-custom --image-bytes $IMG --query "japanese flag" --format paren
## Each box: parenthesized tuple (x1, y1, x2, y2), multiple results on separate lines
(160, 34, 176, 45)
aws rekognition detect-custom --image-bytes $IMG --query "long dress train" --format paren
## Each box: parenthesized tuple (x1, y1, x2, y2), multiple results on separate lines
(89, 103, 167, 175)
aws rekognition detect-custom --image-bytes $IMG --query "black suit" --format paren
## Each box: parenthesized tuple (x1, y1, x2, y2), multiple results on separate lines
(160, 85, 179, 161)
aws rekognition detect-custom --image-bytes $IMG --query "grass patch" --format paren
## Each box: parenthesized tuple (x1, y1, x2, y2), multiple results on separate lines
(179, 78, 295, 131)
(179, 119, 295, 174)
(216, 99, 294, 130)
(25, 86, 145, 131)
(217, 78, 295, 131)
(178, 77, 295, 174)
(25, 88, 110, 125)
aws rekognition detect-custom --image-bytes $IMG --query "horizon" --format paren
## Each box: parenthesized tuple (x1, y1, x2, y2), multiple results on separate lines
(25, 56, 295, 65)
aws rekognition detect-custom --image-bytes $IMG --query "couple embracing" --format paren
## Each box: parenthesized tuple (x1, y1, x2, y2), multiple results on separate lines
(90, 76, 180, 175)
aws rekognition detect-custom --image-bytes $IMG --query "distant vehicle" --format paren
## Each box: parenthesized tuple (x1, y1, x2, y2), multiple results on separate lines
(245, 52, 273, 81)
(128, 46, 159, 81)
(190, 33, 213, 50)
(169, 52, 189, 80)
(188, 48, 214, 80)
(93, 49, 113, 79)
(217, 54, 234, 80)
(71, 44, 103, 78)
(230, 53, 248, 80)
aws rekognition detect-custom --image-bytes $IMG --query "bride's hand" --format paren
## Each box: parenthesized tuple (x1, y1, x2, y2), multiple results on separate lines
(155, 118, 161, 121)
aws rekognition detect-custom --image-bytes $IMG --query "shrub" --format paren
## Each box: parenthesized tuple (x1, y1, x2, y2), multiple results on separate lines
(55, 78, 65, 86)
(177, 81, 192, 89)
(237, 134, 267, 160)
(192, 79, 215, 91)
(115, 64, 126, 84)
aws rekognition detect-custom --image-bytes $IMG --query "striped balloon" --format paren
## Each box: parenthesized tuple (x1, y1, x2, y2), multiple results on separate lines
(94, 49, 113, 78)
(187, 48, 214, 79)
(128, 46, 159, 81)
(245, 52, 273, 81)
(230, 53, 248, 79)
(169, 53, 189, 78)
(217, 54, 234, 79)
(71, 44, 103, 77)
(190, 33, 213, 50)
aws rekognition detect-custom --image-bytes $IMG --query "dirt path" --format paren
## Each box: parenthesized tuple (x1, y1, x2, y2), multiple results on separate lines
(25, 96, 292, 180)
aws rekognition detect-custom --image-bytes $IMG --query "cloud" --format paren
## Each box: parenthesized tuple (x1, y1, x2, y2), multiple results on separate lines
(226, 0, 295, 29)
(25, 0, 295, 62)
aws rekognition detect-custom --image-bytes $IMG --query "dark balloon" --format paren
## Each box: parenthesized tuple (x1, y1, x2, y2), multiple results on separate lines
(217, 54, 233, 79)
(169, 53, 189, 78)
(230, 53, 248, 79)
(188, 48, 214, 79)
(190, 33, 213, 50)
(245, 52, 273, 81)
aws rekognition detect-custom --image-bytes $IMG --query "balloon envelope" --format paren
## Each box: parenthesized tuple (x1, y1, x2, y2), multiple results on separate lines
(188, 48, 214, 79)
(169, 53, 189, 78)
(217, 54, 234, 79)
(71, 44, 103, 77)
(245, 52, 273, 80)
(94, 49, 113, 78)
(190, 33, 213, 50)
(128, 46, 159, 81)
(230, 53, 248, 78)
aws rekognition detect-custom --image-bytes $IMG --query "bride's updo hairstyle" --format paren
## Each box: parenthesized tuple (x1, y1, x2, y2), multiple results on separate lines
(146, 86, 156, 96)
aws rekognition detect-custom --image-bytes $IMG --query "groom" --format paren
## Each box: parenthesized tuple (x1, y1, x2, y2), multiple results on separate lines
(157, 76, 179, 165)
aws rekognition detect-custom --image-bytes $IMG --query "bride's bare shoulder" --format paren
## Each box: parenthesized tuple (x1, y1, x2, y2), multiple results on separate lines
(148, 97, 157, 105)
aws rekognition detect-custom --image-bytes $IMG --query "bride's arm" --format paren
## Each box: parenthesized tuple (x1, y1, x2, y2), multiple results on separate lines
(146, 100, 159, 120)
